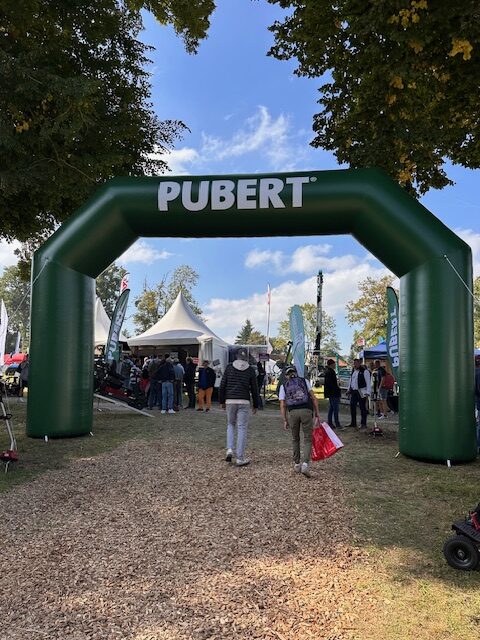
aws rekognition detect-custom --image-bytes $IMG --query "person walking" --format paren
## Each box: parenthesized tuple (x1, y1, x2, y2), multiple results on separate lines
(219, 348, 259, 466)
(172, 358, 185, 411)
(346, 358, 371, 429)
(197, 360, 216, 412)
(155, 356, 176, 414)
(279, 364, 320, 477)
(184, 357, 197, 408)
(324, 359, 342, 429)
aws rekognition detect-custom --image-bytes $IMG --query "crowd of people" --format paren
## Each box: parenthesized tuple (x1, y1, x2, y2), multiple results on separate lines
(114, 353, 219, 414)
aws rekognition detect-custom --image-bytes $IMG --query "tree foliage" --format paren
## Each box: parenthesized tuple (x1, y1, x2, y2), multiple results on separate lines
(267, 1, 480, 195)
(0, 265, 30, 347)
(0, 0, 215, 242)
(345, 275, 397, 346)
(132, 265, 202, 333)
(235, 319, 266, 345)
(96, 263, 128, 317)
(276, 303, 340, 355)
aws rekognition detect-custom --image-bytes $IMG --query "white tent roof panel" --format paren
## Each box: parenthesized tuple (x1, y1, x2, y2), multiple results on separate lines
(128, 291, 228, 347)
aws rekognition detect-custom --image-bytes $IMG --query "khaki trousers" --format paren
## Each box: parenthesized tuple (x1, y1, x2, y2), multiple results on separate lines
(288, 408, 313, 464)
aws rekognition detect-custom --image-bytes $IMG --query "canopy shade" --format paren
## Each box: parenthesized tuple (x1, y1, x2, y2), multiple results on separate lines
(128, 291, 227, 347)
(94, 297, 129, 346)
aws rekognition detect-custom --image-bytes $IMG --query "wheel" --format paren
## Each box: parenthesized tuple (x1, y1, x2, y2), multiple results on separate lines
(443, 535, 480, 571)
(134, 399, 146, 410)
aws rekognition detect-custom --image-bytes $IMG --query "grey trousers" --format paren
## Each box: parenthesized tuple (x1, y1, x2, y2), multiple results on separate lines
(226, 404, 251, 460)
(288, 408, 313, 464)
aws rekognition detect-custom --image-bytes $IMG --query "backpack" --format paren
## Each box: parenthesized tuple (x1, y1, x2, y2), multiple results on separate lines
(383, 373, 395, 390)
(284, 377, 310, 408)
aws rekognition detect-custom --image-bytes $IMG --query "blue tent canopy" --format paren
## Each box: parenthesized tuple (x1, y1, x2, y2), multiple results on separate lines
(360, 340, 387, 360)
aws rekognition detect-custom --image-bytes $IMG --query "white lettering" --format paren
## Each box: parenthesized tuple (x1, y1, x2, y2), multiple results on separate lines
(182, 181, 209, 211)
(237, 179, 258, 209)
(211, 180, 235, 210)
(158, 181, 181, 211)
(157, 175, 311, 212)
(259, 178, 285, 208)
(286, 176, 310, 207)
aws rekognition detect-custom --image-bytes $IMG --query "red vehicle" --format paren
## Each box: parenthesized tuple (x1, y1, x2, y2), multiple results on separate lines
(94, 360, 147, 410)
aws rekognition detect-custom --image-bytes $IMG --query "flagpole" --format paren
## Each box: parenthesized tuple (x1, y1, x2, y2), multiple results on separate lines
(266, 284, 271, 347)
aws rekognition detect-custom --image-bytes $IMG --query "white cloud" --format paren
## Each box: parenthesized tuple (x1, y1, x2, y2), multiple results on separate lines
(0, 241, 21, 271)
(150, 147, 199, 175)
(204, 261, 389, 351)
(244, 243, 370, 276)
(118, 240, 172, 265)
(155, 105, 313, 175)
(455, 228, 480, 277)
(244, 249, 284, 270)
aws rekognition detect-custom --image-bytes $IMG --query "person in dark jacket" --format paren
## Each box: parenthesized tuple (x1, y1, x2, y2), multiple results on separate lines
(155, 356, 176, 413)
(219, 348, 259, 466)
(324, 359, 343, 429)
(346, 358, 371, 428)
(183, 357, 197, 408)
(197, 360, 216, 412)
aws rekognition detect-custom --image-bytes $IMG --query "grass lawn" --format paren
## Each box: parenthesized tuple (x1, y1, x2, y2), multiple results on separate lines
(1, 395, 480, 638)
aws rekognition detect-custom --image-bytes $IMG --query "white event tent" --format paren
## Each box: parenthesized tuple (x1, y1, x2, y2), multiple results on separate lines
(128, 291, 228, 352)
(95, 297, 129, 346)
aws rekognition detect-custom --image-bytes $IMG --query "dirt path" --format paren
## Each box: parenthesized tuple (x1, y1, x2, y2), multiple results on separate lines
(0, 414, 376, 639)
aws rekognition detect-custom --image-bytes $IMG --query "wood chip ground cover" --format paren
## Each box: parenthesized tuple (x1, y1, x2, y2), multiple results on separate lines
(0, 407, 375, 639)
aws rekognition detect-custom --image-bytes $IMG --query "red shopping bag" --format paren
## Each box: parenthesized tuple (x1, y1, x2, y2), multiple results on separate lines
(311, 419, 344, 461)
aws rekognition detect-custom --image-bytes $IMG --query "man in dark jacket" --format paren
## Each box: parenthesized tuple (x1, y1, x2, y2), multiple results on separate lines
(155, 356, 176, 414)
(197, 360, 216, 412)
(184, 357, 197, 409)
(219, 348, 259, 466)
(324, 359, 342, 429)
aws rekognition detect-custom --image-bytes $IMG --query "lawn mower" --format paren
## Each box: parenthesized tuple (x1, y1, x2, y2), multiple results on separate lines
(443, 504, 480, 570)
(94, 359, 147, 410)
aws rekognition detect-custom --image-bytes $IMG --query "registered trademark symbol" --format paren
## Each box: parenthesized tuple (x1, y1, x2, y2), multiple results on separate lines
(310, 176, 317, 182)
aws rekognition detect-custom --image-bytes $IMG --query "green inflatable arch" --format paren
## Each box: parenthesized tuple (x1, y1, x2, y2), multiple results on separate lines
(27, 169, 475, 462)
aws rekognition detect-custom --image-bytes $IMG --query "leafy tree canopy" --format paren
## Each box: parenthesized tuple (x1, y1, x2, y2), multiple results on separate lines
(0, 265, 30, 348)
(267, 1, 480, 195)
(276, 303, 340, 355)
(133, 265, 202, 333)
(345, 275, 397, 346)
(96, 263, 128, 317)
(235, 319, 266, 345)
(0, 0, 215, 243)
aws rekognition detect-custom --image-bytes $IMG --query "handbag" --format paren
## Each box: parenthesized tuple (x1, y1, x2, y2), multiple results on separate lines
(311, 418, 344, 461)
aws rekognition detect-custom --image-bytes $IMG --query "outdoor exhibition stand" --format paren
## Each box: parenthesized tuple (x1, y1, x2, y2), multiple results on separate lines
(27, 168, 475, 462)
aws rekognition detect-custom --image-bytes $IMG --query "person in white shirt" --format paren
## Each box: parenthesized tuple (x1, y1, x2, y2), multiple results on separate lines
(346, 358, 371, 429)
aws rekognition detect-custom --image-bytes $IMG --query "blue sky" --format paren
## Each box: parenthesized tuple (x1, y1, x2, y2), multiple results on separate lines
(0, 0, 478, 351)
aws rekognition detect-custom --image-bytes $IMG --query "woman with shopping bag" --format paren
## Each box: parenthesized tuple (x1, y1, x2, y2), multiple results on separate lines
(278, 365, 320, 477)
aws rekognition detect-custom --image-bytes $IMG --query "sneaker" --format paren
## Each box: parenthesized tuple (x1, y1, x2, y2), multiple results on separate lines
(345, 424, 357, 428)
(378, 415, 385, 420)
(236, 458, 251, 467)
(160, 410, 166, 414)
(301, 462, 311, 478)
(168, 409, 175, 414)
(196, 408, 203, 412)
(225, 449, 233, 463)
(293, 463, 301, 473)
(205, 408, 210, 412)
